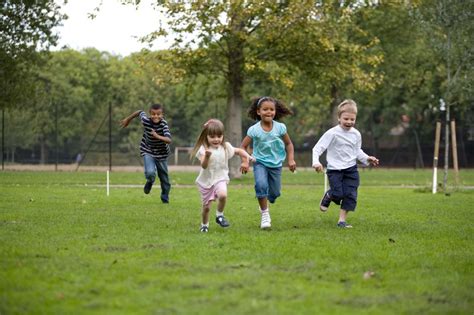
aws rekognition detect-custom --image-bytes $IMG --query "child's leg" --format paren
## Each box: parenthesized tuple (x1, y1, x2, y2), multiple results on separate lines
(267, 166, 282, 204)
(253, 162, 271, 229)
(143, 154, 156, 194)
(202, 204, 211, 225)
(338, 166, 359, 227)
(215, 181, 228, 213)
(215, 181, 230, 227)
(253, 162, 269, 210)
(143, 154, 156, 183)
(338, 209, 349, 222)
(327, 170, 343, 205)
(155, 159, 171, 202)
(258, 198, 268, 211)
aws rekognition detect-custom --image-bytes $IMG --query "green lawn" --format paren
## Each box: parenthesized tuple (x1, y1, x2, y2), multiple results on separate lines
(1, 169, 473, 314)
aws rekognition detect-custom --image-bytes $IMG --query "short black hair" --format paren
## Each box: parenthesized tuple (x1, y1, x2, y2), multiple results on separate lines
(150, 103, 163, 111)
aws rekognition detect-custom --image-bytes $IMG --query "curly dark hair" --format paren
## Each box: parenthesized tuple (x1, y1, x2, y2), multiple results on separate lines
(247, 96, 293, 121)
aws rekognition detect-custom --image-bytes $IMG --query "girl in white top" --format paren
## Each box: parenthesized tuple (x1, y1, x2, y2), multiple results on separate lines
(191, 119, 252, 233)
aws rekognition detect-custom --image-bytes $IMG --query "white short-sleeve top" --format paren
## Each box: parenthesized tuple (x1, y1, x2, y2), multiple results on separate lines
(195, 142, 235, 188)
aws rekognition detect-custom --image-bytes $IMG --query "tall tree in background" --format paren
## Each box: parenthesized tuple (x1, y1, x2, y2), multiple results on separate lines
(0, 0, 63, 109)
(137, 0, 382, 176)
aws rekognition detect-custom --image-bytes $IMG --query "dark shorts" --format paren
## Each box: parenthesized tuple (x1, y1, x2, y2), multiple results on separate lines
(327, 165, 360, 211)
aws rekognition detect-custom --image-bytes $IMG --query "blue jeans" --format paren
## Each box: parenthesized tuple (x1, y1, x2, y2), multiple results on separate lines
(144, 154, 171, 202)
(327, 165, 359, 211)
(253, 161, 282, 203)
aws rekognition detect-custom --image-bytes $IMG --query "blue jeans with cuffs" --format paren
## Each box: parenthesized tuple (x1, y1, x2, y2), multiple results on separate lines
(144, 154, 171, 202)
(253, 161, 282, 204)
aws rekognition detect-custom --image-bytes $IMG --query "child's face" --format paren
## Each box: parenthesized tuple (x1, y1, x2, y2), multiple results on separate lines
(338, 112, 357, 130)
(207, 134, 224, 148)
(257, 101, 276, 123)
(149, 108, 163, 123)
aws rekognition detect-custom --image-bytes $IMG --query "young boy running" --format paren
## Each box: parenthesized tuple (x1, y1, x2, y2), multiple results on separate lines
(120, 103, 172, 203)
(312, 99, 379, 228)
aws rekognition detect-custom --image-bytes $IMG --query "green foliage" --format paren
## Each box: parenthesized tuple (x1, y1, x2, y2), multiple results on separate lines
(0, 169, 473, 313)
(352, 1, 473, 153)
(0, 0, 64, 109)
(3, 1, 473, 166)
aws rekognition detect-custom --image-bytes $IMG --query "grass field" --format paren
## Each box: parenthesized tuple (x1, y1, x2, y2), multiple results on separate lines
(1, 168, 473, 314)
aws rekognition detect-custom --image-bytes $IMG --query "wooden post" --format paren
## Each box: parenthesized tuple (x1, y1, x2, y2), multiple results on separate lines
(450, 120, 460, 186)
(432, 121, 441, 194)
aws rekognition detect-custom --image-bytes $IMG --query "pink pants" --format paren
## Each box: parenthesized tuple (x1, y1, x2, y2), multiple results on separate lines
(197, 180, 228, 207)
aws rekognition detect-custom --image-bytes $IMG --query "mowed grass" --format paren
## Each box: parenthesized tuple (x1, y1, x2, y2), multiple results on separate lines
(0, 169, 473, 314)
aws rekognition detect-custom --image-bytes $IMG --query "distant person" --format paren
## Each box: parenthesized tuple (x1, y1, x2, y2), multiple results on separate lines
(75, 153, 82, 164)
(120, 103, 172, 203)
(191, 119, 252, 233)
(312, 99, 379, 228)
(240, 96, 296, 230)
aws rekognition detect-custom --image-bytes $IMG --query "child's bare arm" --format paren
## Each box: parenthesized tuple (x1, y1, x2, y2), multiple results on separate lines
(234, 147, 253, 174)
(200, 150, 212, 169)
(240, 136, 252, 152)
(239, 136, 253, 174)
(282, 133, 296, 172)
(119, 110, 141, 128)
(151, 130, 172, 144)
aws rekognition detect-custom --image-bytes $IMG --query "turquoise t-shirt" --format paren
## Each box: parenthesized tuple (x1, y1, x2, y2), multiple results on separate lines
(247, 120, 287, 168)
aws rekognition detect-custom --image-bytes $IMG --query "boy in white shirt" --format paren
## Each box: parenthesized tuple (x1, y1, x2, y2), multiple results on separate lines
(312, 99, 379, 228)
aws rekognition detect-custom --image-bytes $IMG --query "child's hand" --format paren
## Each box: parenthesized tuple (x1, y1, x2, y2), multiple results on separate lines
(240, 162, 249, 174)
(151, 130, 159, 139)
(205, 150, 212, 158)
(119, 119, 129, 128)
(368, 156, 379, 166)
(313, 163, 323, 172)
(288, 160, 296, 173)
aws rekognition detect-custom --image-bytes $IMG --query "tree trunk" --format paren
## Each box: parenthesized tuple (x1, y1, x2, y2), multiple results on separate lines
(40, 136, 47, 164)
(225, 20, 245, 178)
(330, 84, 341, 125)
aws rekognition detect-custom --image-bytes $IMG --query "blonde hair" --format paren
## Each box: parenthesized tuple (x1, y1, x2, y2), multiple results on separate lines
(337, 99, 358, 117)
(191, 119, 226, 158)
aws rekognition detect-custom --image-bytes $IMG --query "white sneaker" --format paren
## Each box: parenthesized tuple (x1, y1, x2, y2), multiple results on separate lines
(260, 211, 271, 229)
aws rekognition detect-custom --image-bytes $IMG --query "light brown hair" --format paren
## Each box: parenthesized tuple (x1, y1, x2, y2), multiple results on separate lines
(337, 99, 358, 117)
(191, 119, 226, 158)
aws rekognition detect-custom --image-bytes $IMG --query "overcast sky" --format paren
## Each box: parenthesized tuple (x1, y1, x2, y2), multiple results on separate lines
(53, 0, 171, 56)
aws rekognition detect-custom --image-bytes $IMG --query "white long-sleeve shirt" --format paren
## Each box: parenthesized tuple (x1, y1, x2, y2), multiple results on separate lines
(312, 125, 369, 170)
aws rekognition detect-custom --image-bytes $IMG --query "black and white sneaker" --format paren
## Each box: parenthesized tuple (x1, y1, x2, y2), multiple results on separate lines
(215, 216, 230, 228)
(320, 191, 331, 212)
(337, 221, 353, 228)
(200, 226, 209, 233)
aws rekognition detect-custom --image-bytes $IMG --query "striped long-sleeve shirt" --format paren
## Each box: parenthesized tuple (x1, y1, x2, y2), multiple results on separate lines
(139, 111, 171, 160)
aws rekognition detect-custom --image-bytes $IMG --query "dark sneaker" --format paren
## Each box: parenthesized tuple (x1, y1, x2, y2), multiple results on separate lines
(215, 216, 230, 228)
(320, 191, 331, 212)
(144, 181, 153, 194)
(200, 226, 209, 233)
(161, 197, 169, 204)
(337, 221, 353, 228)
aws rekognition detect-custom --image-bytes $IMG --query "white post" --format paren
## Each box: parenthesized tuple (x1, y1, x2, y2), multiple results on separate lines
(324, 170, 328, 193)
(432, 121, 441, 194)
(106, 170, 110, 196)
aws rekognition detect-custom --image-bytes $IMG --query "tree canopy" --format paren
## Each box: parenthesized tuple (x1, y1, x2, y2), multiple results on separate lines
(0, 0, 64, 109)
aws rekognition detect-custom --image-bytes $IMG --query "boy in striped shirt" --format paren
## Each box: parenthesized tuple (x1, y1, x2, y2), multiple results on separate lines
(120, 103, 172, 203)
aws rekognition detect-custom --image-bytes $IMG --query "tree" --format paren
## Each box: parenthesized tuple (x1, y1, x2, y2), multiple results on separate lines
(135, 0, 382, 176)
(0, 0, 63, 109)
